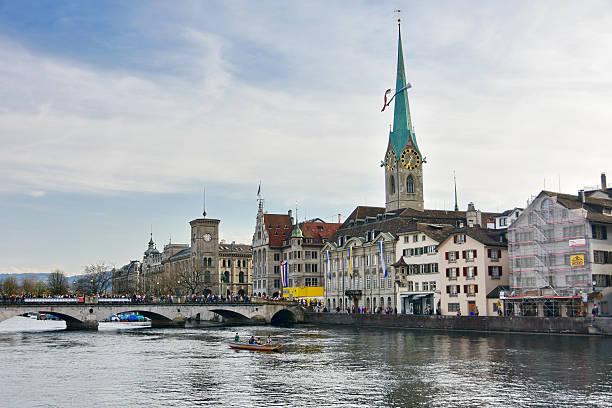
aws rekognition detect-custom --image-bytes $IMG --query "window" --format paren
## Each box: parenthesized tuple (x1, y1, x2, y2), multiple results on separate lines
(404, 236, 409, 243)
(593, 225, 608, 240)
(446, 267, 459, 280)
(465, 266, 476, 279)
(423, 281, 429, 291)
(447, 251, 457, 263)
(447, 285, 458, 296)
(366, 276, 371, 289)
(390, 175, 396, 195)
(312, 251, 318, 259)
(465, 250, 476, 261)
(488, 266, 502, 279)
(594, 251, 611, 264)
(414, 282, 419, 291)
(407, 175, 414, 194)
(387, 277, 392, 288)
(413, 235, 419, 243)
(488, 248, 500, 261)
(239, 271, 245, 283)
(430, 281, 436, 291)
(407, 281, 413, 291)
(448, 303, 460, 312)
(453, 234, 466, 244)
(464, 284, 478, 296)
(426, 245, 437, 254)
(500, 217, 507, 226)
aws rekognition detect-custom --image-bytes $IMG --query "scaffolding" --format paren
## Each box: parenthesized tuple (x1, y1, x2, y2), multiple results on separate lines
(507, 197, 592, 316)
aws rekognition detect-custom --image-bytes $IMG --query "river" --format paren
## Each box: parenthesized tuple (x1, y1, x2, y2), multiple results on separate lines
(0, 317, 610, 407)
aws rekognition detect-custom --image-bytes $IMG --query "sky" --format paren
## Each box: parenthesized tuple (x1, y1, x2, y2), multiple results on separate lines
(1, 1, 611, 276)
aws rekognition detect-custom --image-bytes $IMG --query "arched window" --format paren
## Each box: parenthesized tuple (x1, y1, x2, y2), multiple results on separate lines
(390, 175, 396, 195)
(224, 271, 229, 283)
(407, 175, 414, 194)
(239, 271, 245, 283)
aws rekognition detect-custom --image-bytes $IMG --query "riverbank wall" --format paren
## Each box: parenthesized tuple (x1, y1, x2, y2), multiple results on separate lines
(304, 312, 612, 336)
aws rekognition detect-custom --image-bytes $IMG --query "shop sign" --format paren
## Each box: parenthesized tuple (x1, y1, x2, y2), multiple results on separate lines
(570, 254, 585, 266)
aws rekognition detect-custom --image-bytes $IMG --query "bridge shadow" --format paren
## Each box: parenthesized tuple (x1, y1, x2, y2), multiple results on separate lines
(209, 309, 251, 323)
(270, 309, 296, 327)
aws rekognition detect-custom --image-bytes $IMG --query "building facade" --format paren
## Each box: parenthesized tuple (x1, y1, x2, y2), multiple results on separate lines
(507, 175, 612, 317)
(219, 241, 252, 296)
(438, 227, 509, 316)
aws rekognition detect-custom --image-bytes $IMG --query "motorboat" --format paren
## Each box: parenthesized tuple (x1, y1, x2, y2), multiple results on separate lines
(228, 342, 283, 352)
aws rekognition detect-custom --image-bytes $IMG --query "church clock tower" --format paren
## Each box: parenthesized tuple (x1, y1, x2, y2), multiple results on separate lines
(383, 22, 424, 212)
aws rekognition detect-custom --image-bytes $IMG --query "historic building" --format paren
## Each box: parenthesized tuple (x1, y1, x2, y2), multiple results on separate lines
(437, 225, 509, 316)
(506, 173, 612, 317)
(321, 23, 514, 313)
(252, 199, 340, 298)
(219, 241, 252, 296)
(112, 260, 141, 294)
(393, 223, 453, 314)
(140, 234, 163, 293)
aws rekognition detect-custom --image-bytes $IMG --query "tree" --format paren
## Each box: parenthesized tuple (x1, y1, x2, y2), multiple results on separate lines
(175, 264, 206, 296)
(22, 277, 46, 295)
(76, 262, 113, 295)
(1, 276, 19, 295)
(47, 269, 68, 295)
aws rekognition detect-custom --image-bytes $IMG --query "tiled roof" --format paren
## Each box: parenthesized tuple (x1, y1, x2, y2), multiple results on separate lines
(300, 221, 342, 243)
(263, 213, 293, 247)
(219, 243, 252, 252)
(438, 226, 507, 248)
(168, 247, 191, 260)
(541, 191, 612, 225)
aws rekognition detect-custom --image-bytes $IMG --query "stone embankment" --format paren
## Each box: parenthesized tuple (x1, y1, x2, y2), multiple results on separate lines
(304, 312, 612, 336)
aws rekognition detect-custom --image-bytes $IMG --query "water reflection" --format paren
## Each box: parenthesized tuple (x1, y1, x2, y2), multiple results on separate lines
(0, 317, 610, 407)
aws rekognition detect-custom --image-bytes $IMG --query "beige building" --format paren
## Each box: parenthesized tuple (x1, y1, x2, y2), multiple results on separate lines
(219, 241, 252, 296)
(438, 227, 509, 316)
(394, 223, 453, 314)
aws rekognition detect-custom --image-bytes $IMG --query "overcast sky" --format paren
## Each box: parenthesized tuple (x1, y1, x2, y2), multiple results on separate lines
(1, 1, 610, 276)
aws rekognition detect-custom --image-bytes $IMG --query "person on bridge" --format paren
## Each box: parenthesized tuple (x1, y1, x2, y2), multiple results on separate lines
(234, 333, 240, 343)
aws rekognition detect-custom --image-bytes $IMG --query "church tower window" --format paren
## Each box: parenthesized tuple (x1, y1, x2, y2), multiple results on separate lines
(390, 175, 396, 195)
(407, 175, 414, 194)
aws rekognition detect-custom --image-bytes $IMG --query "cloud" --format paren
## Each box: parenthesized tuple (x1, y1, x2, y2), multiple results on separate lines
(0, 266, 51, 275)
(27, 190, 46, 197)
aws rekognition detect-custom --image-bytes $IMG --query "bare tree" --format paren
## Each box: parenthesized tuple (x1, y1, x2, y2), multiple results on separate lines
(47, 269, 68, 295)
(176, 265, 205, 296)
(81, 262, 114, 294)
(1, 276, 19, 295)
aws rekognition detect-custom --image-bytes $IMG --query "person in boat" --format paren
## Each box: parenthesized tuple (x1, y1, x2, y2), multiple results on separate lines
(256, 337, 262, 345)
(234, 333, 240, 343)
(266, 335, 272, 344)
(248, 336, 255, 344)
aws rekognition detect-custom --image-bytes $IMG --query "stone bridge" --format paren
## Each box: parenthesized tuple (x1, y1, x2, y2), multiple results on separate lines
(0, 300, 305, 330)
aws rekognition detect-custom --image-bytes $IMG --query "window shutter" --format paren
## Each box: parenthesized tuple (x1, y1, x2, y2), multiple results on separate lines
(446, 285, 450, 294)
(488, 249, 492, 258)
(498, 250, 502, 259)
(488, 266, 492, 276)
(445, 252, 449, 260)
(474, 284, 478, 293)
(463, 285, 468, 294)
(499, 267, 502, 276)
(474, 267, 477, 276)
(446, 268, 449, 277)
(455, 251, 460, 259)
(462, 250, 466, 259)
(453, 235, 457, 244)
(463, 267, 467, 276)
(473, 250, 477, 259)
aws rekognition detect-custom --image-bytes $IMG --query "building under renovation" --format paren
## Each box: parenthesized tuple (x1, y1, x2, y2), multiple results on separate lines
(506, 173, 612, 316)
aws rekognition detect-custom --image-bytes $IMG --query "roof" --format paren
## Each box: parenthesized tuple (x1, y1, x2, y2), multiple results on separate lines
(300, 221, 341, 243)
(438, 226, 507, 248)
(411, 223, 455, 243)
(218, 243, 252, 253)
(263, 213, 293, 247)
(391, 256, 408, 267)
(168, 247, 191, 261)
(497, 207, 523, 217)
(540, 190, 612, 225)
(487, 285, 510, 299)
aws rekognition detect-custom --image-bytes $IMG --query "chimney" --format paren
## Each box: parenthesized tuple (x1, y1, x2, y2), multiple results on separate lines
(578, 189, 585, 203)
(288, 209, 293, 224)
(338, 213, 342, 223)
(602, 173, 607, 191)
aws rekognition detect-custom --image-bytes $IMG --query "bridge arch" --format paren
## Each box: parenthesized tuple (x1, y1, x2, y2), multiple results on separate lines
(270, 309, 296, 326)
(210, 309, 250, 322)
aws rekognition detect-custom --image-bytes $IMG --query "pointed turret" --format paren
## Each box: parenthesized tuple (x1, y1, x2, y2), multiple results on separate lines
(390, 25, 420, 158)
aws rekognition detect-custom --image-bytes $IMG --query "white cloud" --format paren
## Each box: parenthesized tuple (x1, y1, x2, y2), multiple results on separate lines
(27, 190, 46, 198)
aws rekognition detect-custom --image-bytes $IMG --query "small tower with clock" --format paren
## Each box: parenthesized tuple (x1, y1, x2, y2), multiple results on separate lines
(383, 20, 424, 212)
(190, 205, 221, 294)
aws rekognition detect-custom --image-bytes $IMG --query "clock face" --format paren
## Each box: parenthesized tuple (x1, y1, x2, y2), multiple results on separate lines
(385, 150, 396, 171)
(203, 233, 212, 242)
(400, 148, 421, 170)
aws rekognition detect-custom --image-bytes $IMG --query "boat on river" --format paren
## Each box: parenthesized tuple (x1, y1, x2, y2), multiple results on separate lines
(229, 342, 283, 352)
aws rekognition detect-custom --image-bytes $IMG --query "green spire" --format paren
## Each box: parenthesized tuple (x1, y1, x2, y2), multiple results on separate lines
(291, 223, 303, 238)
(390, 24, 420, 158)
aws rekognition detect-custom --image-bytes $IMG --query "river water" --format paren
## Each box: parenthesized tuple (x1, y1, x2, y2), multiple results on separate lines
(0, 317, 610, 407)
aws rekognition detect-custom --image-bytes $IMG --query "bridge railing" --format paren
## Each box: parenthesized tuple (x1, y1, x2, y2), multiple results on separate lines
(0, 297, 300, 306)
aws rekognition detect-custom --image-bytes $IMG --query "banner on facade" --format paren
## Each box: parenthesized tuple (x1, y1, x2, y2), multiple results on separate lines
(379, 241, 387, 278)
(569, 238, 586, 247)
(570, 254, 585, 267)
(348, 246, 353, 277)
(326, 250, 331, 280)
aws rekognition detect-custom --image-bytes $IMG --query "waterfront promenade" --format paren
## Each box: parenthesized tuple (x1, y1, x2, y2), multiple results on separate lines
(305, 311, 612, 336)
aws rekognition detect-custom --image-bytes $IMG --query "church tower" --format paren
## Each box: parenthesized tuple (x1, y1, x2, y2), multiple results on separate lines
(383, 22, 424, 212)
(190, 197, 221, 294)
